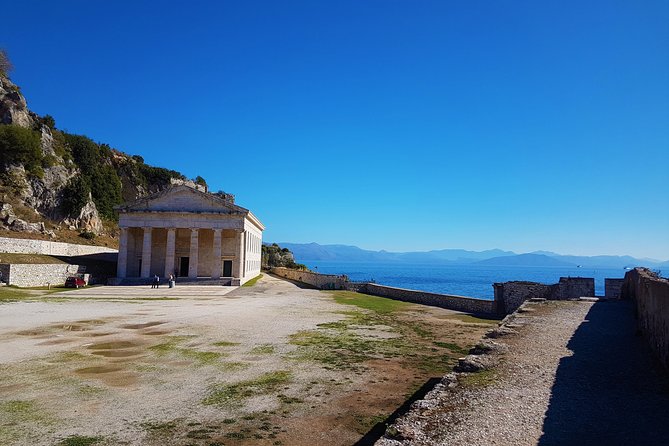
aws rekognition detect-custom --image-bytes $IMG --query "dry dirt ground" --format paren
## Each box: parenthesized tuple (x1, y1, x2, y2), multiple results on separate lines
(0, 274, 496, 446)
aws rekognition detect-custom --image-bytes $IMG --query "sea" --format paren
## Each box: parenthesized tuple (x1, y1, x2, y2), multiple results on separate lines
(303, 261, 628, 300)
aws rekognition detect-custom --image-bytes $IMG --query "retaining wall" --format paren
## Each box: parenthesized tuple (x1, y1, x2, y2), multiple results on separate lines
(1, 263, 83, 287)
(0, 236, 117, 256)
(621, 268, 669, 370)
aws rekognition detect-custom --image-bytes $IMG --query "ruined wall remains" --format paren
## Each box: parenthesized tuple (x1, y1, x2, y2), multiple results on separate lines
(493, 282, 555, 314)
(555, 277, 594, 299)
(605, 278, 624, 299)
(0, 236, 117, 256)
(362, 283, 497, 314)
(622, 268, 669, 370)
(271, 267, 350, 290)
(2, 263, 83, 287)
(493, 277, 595, 314)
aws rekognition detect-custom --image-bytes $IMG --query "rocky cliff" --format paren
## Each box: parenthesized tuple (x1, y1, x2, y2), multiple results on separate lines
(0, 66, 206, 245)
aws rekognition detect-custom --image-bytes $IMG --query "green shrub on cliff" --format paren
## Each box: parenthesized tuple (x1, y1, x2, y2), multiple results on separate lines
(262, 243, 307, 270)
(0, 124, 43, 177)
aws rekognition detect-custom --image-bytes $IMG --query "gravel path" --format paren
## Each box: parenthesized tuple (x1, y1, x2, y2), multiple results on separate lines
(378, 299, 669, 446)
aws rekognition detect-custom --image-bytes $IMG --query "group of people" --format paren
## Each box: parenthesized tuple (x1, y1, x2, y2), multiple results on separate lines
(151, 274, 175, 289)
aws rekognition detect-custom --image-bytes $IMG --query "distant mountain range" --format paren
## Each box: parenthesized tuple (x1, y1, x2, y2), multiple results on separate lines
(271, 242, 669, 269)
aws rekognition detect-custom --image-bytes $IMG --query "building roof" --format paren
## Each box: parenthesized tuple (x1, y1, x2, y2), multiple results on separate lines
(115, 184, 265, 230)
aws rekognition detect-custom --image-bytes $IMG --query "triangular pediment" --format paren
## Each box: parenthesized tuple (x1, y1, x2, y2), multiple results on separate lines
(117, 185, 247, 214)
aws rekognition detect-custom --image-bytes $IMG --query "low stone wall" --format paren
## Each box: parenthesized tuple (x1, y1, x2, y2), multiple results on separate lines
(362, 283, 497, 314)
(2, 263, 83, 287)
(271, 267, 350, 290)
(622, 268, 669, 370)
(271, 267, 498, 315)
(493, 277, 596, 314)
(0, 236, 117, 256)
(605, 278, 624, 299)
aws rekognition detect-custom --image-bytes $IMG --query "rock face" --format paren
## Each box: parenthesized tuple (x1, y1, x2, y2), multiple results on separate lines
(1, 70, 193, 239)
(0, 76, 34, 128)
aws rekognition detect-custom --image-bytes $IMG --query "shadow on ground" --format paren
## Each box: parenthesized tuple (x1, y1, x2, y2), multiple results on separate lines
(539, 300, 669, 446)
(355, 377, 442, 446)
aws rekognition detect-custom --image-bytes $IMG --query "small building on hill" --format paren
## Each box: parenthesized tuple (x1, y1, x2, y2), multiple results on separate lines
(114, 185, 264, 285)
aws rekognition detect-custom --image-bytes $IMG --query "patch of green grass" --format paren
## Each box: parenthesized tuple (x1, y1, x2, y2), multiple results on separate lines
(460, 369, 497, 387)
(353, 413, 387, 434)
(251, 344, 275, 354)
(445, 314, 500, 324)
(149, 336, 223, 364)
(202, 371, 292, 407)
(434, 341, 469, 355)
(242, 274, 263, 287)
(0, 253, 69, 264)
(212, 341, 239, 347)
(328, 291, 410, 314)
(57, 435, 104, 446)
(141, 420, 179, 432)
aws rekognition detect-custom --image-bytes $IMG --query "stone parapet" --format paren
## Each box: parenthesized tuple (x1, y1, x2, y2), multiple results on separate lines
(361, 283, 497, 315)
(622, 268, 669, 371)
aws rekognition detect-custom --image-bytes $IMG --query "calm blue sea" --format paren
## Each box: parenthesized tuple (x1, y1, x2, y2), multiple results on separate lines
(304, 261, 627, 300)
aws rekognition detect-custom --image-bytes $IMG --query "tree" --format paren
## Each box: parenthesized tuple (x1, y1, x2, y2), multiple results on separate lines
(0, 49, 12, 76)
(0, 124, 42, 176)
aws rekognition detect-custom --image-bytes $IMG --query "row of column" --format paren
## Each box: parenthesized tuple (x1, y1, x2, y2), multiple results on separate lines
(117, 227, 245, 279)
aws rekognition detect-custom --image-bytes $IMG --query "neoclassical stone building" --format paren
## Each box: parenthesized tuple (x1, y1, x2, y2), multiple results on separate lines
(114, 185, 264, 285)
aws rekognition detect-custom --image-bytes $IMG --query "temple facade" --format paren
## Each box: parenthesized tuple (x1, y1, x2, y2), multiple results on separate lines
(114, 185, 264, 285)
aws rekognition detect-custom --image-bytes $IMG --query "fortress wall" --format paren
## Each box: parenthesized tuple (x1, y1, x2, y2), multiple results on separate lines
(0, 236, 117, 257)
(494, 277, 596, 314)
(622, 268, 669, 370)
(271, 267, 350, 290)
(362, 283, 497, 315)
(271, 267, 498, 315)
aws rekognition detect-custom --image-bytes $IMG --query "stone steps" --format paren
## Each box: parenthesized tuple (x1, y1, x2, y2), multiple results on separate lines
(108, 277, 239, 286)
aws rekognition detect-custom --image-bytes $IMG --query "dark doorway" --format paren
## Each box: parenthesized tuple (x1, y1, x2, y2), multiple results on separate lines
(179, 257, 189, 277)
(138, 259, 142, 277)
(223, 260, 232, 277)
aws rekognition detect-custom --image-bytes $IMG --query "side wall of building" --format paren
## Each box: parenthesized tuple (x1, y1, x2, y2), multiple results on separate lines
(0, 236, 117, 256)
(242, 221, 263, 284)
(622, 268, 669, 371)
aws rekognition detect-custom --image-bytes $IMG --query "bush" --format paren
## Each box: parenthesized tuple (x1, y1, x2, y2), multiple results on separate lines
(0, 49, 12, 75)
(79, 230, 96, 240)
(0, 124, 43, 177)
(61, 176, 91, 217)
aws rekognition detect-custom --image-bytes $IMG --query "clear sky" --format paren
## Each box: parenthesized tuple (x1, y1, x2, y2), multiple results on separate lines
(3, 1, 668, 259)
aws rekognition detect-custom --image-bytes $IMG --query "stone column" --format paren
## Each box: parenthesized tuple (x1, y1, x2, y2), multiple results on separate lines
(141, 227, 152, 278)
(164, 228, 176, 278)
(211, 229, 222, 279)
(188, 228, 199, 278)
(232, 230, 245, 279)
(117, 227, 129, 278)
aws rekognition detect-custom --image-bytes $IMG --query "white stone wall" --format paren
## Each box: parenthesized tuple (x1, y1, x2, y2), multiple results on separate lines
(242, 222, 263, 283)
(2, 263, 82, 287)
(0, 236, 117, 256)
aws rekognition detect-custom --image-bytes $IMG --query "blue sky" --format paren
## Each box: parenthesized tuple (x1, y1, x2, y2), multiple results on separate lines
(3, 1, 668, 259)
